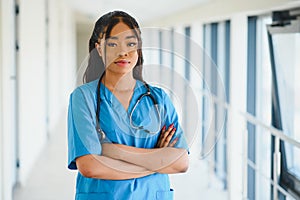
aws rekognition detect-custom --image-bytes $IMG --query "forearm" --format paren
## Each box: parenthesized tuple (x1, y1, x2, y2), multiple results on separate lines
(102, 143, 189, 173)
(155, 150, 189, 174)
(76, 154, 154, 180)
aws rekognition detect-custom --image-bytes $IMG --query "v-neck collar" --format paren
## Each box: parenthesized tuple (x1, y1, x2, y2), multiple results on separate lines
(99, 80, 145, 114)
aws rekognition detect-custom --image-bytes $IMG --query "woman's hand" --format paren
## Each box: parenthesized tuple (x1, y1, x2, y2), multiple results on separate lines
(155, 124, 178, 148)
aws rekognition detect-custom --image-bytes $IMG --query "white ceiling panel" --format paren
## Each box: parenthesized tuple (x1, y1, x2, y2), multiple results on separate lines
(70, 0, 209, 24)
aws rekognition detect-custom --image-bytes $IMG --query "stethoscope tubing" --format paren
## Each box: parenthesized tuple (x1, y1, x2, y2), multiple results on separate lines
(95, 77, 161, 141)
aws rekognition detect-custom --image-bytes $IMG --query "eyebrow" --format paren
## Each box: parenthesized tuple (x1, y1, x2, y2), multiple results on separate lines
(109, 35, 137, 40)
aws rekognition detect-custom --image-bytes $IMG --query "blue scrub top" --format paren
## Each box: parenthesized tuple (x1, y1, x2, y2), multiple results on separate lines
(67, 79, 189, 200)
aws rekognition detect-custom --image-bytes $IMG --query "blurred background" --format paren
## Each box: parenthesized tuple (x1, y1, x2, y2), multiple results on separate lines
(1, 0, 300, 199)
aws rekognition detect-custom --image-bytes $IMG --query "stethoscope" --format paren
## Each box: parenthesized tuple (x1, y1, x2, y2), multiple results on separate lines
(95, 77, 161, 141)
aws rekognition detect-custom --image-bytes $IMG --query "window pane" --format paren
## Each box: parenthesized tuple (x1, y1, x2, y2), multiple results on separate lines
(256, 16, 272, 200)
(272, 33, 300, 178)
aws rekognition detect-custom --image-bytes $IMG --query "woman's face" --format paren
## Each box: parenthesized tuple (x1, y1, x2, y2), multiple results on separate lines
(97, 22, 139, 76)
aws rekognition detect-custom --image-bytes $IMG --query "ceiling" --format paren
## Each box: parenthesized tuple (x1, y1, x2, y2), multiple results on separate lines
(71, 0, 209, 25)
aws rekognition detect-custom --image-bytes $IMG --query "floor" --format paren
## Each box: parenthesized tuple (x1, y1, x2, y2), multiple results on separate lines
(13, 114, 77, 200)
(13, 114, 227, 200)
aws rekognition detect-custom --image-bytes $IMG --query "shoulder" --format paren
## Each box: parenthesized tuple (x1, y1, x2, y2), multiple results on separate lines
(69, 79, 99, 108)
(149, 85, 166, 97)
(70, 79, 99, 99)
(139, 81, 169, 101)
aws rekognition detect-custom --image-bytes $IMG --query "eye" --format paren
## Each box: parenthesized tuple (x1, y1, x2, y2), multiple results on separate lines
(107, 42, 117, 47)
(128, 42, 137, 47)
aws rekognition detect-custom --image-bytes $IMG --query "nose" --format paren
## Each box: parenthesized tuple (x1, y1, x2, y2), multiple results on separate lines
(118, 50, 128, 57)
(117, 43, 129, 57)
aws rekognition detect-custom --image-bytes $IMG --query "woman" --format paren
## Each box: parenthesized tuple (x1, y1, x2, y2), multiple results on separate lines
(68, 10, 189, 200)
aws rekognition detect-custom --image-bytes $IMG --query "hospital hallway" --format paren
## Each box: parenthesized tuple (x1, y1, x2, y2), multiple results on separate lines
(12, 112, 227, 200)
(2, 0, 300, 200)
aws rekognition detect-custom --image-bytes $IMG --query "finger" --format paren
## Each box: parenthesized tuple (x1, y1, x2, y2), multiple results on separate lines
(158, 125, 166, 140)
(160, 124, 174, 141)
(156, 138, 162, 148)
(160, 132, 168, 145)
(168, 137, 179, 147)
(156, 124, 175, 148)
(156, 137, 162, 148)
(162, 128, 176, 147)
(156, 125, 166, 147)
(165, 128, 176, 143)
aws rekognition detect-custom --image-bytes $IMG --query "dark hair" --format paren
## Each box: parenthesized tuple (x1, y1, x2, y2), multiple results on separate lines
(83, 11, 144, 83)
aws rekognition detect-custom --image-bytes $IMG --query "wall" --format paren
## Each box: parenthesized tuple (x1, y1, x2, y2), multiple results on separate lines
(0, 0, 17, 199)
(227, 14, 248, 200)
(0, 0, 3, 198)
(0, 0, 76, 199)
(17, 0, 76, 185)
(48, 0, 76, 131)
(18, 0, 48, 184)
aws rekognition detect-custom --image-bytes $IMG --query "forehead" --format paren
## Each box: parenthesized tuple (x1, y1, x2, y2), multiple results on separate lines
(109, 22, 136, 38)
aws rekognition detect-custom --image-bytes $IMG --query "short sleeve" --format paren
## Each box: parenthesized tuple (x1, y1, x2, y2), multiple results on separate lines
(67, 88, 102, 170)
(161, 91, 189, 153)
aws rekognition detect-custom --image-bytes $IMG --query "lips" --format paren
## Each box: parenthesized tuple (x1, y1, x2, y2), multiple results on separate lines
(114, 60, 130, 67)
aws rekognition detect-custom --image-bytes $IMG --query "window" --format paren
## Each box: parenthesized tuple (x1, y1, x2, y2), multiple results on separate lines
(184, 26, 191, 129)
(247, 15, 273, 200)
(267, 9, 300, 199)
(247, 16, 257, 200)
(255, 15, 273, 200)
(202, 20, 230, 189)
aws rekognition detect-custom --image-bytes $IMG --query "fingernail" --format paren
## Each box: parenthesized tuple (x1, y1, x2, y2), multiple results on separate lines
(170, 123, 174, 128)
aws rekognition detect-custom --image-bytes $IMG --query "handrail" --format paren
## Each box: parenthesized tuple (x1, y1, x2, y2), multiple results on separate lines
(200, 89, 299, 199)
(246, 156, 294, 199)
(198, 88, 300, 199)
(200, 89, 300, 148)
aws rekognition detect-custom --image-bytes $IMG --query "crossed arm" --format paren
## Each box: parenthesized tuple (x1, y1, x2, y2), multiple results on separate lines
(76, 125, 189, 180)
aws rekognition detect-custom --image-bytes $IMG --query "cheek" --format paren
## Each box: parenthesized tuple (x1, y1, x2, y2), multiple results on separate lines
(105, 53, 118, 65)
(130, 51, 139, 63)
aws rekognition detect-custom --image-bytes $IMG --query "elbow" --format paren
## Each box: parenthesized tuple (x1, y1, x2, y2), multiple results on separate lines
(76, 155, 99, 178)
(174, 151, 189, 173)
(180, 162, 189, 173)
(78, 167, 95, 178)
(178, 157, 189, 173)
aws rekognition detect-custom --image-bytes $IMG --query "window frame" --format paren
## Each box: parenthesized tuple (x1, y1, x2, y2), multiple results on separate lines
(247, 16, 258, 200)
(202, 20, 230, 189)
(267, 8, 300, 199)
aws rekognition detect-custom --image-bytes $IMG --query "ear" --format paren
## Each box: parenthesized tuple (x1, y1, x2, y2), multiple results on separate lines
(95, 42, 102, 57)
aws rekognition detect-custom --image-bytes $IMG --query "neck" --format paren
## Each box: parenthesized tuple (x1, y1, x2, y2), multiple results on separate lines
(103, 71, 136, 91)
